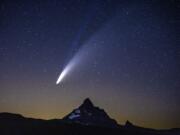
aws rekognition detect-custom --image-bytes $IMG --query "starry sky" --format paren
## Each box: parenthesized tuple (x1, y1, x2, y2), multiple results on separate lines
(0, 0, 179, 129)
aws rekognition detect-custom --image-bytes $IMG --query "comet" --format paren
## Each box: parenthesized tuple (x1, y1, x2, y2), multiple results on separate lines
(56, 57, 77, 85)
(56, 43, 94, 85)
(56, 46, 83, 85)
(56, 4, 97, 85)
(56, 65, 70, 85)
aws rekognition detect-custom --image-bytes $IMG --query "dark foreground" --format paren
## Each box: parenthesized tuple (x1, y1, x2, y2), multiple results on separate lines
(0, 113, 179, 135)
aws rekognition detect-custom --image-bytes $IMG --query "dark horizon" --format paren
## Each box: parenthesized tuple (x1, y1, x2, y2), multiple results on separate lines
(0, 0, 179, 129)
(0, 97, 179, 130)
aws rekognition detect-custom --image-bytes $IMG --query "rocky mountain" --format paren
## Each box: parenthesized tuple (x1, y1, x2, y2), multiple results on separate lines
(63, 98, 118, 128)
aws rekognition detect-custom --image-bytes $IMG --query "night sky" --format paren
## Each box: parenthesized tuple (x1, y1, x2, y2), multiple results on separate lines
(0, 0, 179, 129)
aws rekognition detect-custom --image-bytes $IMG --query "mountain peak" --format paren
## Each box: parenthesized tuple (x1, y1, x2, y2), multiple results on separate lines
(63, 98, 118, 128)
(84, 98, 93, 105)
(80, 98, 94, 109)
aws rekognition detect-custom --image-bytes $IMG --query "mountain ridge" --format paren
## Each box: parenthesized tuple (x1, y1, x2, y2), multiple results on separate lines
(0, 98, 179, 135)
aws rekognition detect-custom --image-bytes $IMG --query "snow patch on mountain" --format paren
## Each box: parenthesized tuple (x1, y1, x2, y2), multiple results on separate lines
(69, 113, 80, 119)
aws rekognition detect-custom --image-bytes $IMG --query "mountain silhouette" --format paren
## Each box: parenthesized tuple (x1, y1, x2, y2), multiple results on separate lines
(0, 98, 179, 135)
(63, 98, 118, 127)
